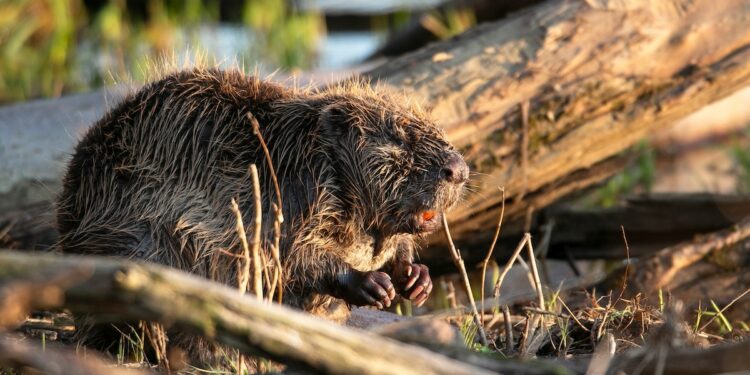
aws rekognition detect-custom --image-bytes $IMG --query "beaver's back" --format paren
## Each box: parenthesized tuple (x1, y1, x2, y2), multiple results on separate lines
(56, 69, 291, 270)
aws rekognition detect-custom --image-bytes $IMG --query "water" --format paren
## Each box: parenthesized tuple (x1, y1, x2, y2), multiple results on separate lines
(185, 25, 381, 71)
(318, 32, 382, 69)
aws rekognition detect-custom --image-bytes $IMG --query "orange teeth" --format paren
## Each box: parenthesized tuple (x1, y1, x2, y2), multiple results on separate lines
(421, 211, 436, 222)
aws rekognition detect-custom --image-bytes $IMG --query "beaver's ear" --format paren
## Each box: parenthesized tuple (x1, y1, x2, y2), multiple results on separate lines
(318, 101, 362, 139)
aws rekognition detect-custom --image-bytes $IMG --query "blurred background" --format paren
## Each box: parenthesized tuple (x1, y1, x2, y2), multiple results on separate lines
(0, 0, 486, 103)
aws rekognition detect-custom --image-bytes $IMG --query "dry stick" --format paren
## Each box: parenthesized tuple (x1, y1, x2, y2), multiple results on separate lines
(259, 239, 272, 295)
(480, 187, 505, 325)
(614, 225, 631, 306)
(248, 112, 285, 303)
(557, 295, 589, 332)
(522, 237, 547, 357)
(142, 321, 169, 370)
(441, 214, 488, 346)
(268, 203, 284, 304)
(698, 287, 750, 332)
(515, 256, 537, 293)
(526, 238, 545, 311)
(249, 165, 264, 300)
(492, 234, 530, 308)
(247, 112, 284, 224)
(230, 197, 251, 295)
(502, 305, 514, 353)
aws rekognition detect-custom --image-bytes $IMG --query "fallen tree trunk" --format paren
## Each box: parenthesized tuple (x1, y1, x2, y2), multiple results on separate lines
(4, 1, 750, 268)
(366, 0, 750, 257)
(1, 250, 748, 374)
(0, 250, 577, 375)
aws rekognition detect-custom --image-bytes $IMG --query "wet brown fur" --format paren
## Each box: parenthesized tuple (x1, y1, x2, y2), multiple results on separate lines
(56, 68, 465, 366)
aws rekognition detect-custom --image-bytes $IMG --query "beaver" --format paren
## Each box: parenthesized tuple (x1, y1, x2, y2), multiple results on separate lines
(56, 68, 468, 364)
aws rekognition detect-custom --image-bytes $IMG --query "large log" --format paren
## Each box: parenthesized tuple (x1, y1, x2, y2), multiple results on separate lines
(3, 0, 750, 268)
(0, 250, 580, 375)
(2, 250, 749, 375)
(366, 0, 750, 255)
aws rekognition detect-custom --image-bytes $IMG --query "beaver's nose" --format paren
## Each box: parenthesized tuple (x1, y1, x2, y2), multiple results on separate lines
(441, 154, 469, 184)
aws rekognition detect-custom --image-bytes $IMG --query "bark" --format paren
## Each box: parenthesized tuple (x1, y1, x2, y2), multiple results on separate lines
(0, 250, 581, 375)
(365, 0, 750, 255)
(1, 249, 748, 374)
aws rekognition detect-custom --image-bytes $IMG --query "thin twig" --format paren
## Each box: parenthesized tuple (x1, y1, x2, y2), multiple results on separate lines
(248, 111, 285, 303)
(502, 305, 514, 353)
(515, 256, 537, 292)
(492, 234, 530, 302)
(441, 213, 488, 346)
(259, 240, 272, 296)
(270, 203, 284, 304)
(248, 112, 284, 224)
(525, 236, 545, 311)
(229, 198, 251, 295)
(614, 225, 631, 305)
(557, 295, 590, 332)
(521, 307, 569, 318)
(698, 287, 750, 332)
(249, 165, 264, 300)
(480, 187, 505, 324)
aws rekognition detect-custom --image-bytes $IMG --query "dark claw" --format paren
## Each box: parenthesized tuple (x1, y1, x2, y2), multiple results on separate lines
(394, 263, 432, 305)
(335, 270, 395, 309)
(404, 264, 421, 290)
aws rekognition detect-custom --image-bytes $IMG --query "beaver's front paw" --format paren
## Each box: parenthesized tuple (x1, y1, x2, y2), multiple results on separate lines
(335, 270, 396, 309)
(394, 263, 432, 307)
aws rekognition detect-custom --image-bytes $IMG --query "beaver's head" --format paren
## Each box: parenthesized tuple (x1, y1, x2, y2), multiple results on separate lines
(315, 84, 468, 236)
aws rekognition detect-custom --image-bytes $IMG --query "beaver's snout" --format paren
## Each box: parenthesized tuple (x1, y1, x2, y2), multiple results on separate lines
(440, 153, 469, 184)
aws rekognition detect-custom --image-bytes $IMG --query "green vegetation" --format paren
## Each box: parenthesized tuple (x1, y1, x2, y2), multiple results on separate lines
(588, 141, 656, 207)
(242, 0, 323, 71)
(421, 7, 476, 40)
(0, 0, 323, 103)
